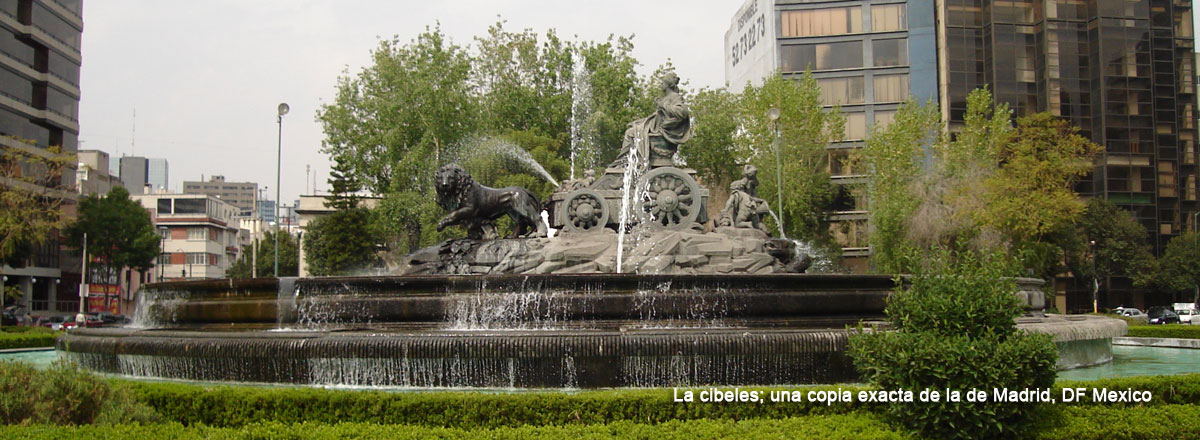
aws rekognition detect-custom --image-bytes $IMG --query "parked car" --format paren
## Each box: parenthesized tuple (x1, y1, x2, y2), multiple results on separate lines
(1174, 303, 1197, 325)
(35, 315, 69, 331)
(81, 314, 105, 328)
(1148, 308, 1181, 325)
(1119, 308, 1149, 324)
(95, 312, 129, 326)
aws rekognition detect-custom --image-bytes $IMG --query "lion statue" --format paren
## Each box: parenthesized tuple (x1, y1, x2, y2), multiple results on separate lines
(435, 163, 547, 239)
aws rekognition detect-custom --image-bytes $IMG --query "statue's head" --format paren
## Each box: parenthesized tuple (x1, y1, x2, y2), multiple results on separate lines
(659, 72, 680, 92)
(743, 164, 758, 179)
(730, 179, 746, 191)
(435, 163, 473, 210)
(584, 169, 595, 178)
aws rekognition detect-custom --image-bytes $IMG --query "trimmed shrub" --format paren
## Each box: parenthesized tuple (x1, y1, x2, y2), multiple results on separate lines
(849, 248, 1058, 439)
(1126, 324, 1200, 339)
(0, 326, 58, 349)
(0, 360, 158, 425)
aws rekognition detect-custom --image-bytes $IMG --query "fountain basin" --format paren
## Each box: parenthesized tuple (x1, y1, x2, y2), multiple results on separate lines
(57, 274, 1125, 388)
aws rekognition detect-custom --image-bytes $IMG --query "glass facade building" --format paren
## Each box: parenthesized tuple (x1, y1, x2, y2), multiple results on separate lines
(938, 0, 1198, 310)
(725, 0, 940, 270)
(0, 0, 82, 313)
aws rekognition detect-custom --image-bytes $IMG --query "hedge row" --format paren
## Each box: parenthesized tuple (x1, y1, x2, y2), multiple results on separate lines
(120, 373, 1200, 429)
(124, 382, 873, 429)
(0, 327, 58, 350)
(1125, 324, 1200, 339)
(7, 405, 1200, 440)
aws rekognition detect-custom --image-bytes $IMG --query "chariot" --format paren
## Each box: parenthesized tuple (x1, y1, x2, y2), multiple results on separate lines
(548, 139, 709, 233)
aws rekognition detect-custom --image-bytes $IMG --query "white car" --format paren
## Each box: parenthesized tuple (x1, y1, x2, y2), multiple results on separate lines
(1174, 303, 1197, 325)
(1119, 308, 1149, 324)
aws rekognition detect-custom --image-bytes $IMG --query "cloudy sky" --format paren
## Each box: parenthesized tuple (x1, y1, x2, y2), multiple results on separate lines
(78, 0, 739, 205)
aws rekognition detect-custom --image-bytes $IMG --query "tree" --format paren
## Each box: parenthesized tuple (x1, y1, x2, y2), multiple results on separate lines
(1, 142, 71, 304)
(1065, 198, 1156, 289)
(325, 154, 361, 211)
(1157, 232, 1200, 301)
(738, 72, 844, 242)
(64, 186, 160, 311)
(304, 208, 382, 276)
(982, 112, 1103, 243)
(227, 230, 298, 279)
(684, 87, 742, 192)
(855, 99, 942, 273)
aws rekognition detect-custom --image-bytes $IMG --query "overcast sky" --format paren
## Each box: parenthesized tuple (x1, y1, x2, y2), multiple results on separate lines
(78, 0, 738, 206)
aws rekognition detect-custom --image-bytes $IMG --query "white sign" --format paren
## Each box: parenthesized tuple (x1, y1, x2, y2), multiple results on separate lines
(724, 0, 776, 93)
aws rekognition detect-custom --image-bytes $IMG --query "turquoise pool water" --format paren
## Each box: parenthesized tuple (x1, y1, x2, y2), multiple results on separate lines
(4, 345, 1200, 384)
(1056, 344, 1200, 381)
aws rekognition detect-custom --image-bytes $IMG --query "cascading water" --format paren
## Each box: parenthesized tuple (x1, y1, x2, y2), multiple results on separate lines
(569, 58, 594, 181)
(767, 208, 787, 239)
(614, 138, 641, 273)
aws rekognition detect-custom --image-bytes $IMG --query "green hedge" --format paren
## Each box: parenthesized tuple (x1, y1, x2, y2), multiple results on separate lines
(124, 382, 873, 429)
(0, 327, 58, 350)
(6, 405, 1200, 440)
(1126, 324, 1200, 339)
(117, 373, 1200, 429)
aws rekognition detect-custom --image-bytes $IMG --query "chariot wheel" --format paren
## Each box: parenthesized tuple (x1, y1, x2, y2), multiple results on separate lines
(560, 189, 610, 233)
(637, 167, 701, 230)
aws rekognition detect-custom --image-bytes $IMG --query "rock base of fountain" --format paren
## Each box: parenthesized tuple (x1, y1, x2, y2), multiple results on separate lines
(400, 227, 806, 275)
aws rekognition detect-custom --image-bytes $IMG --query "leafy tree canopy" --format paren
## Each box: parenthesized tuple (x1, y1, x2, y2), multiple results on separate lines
(227, 230, 298, 279)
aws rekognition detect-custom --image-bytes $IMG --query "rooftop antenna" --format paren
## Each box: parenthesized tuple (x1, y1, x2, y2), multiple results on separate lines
(131, 107, 136, 156)
(306, 164, 311, 194)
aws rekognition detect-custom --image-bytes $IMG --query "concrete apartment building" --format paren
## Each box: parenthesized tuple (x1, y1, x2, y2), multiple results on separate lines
(76, 149, 118, 196)
(725, 0, 939, 271)
(0, 0, 83, 315)
(183, 175, 258, 217)
(131, 193, 244, 281)
(725, 0, 1198, 309)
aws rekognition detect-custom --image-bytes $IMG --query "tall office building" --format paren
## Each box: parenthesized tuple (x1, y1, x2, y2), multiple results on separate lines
(147, 158, 168, 190)
(182, 175, 258, 217)
(119, 156, 169, 193)
(725, 0, 939, 270)
(0, 0, 82, 314)
(938, 0, 1198, 309)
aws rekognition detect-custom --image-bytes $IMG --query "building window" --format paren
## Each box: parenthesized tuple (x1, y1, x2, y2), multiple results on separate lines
(871, 4, 906, 32)
(873, 74, 909, 102)
(872, 39, 908, 67)
(187, 227, 206, 241)
(842, 112, 867, 140)
(186, 253, 207, 265)
(873, 110, 897, 131)
(781, 7, 861, 37)
(782, 41, 863, 72)
(817, 77, 865, 105)
(157, 253, 170, 265)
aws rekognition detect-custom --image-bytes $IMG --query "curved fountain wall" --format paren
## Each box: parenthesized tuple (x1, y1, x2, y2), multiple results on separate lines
(58, 274, 1124, 387)
(60, 274, 895, 387)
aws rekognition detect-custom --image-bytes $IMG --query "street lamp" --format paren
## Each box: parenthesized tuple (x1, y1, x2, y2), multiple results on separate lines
(767, 107, 783, 235)
(157, 226, 167, 281)
(176, 248, 189, 280)
(275, 103, 289, 278)
(1090, 240, 1098, 314)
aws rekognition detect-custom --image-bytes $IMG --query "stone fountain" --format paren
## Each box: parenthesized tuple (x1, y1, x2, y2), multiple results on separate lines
(57, 72, 1124, 388)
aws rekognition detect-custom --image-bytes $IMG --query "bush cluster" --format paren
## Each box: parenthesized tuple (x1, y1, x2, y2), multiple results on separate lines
(1125, 324, 1200, 339)
(0, 360, 158, 425)
(0, 326, 59, 350)
(849, 248, 1059, 439)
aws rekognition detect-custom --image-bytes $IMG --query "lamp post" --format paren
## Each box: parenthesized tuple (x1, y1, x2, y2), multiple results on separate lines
(275, 103, 289, 278)
(767, 107, 784, 234)
(157, 226, 167, 281)
(1090, 239, 1098, 314)
(176, 248, 189, 280)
